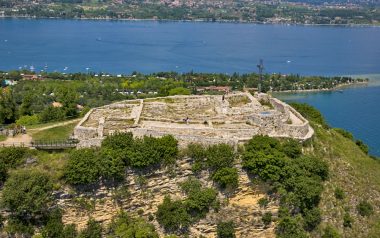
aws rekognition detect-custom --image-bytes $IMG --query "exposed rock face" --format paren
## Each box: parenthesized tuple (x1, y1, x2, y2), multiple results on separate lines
(58, 158, 279, 237)
(74, 92, 313, 149)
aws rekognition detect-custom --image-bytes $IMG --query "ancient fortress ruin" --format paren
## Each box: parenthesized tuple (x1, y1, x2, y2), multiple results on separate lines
(73, 92, 314, 148)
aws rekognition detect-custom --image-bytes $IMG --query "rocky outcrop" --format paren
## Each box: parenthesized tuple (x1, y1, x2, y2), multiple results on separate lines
(58, 158, 279, 237)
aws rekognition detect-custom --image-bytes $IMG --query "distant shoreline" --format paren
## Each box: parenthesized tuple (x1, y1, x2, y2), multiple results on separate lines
(1, 16, 379, 27)
(271, 81, 369, 94)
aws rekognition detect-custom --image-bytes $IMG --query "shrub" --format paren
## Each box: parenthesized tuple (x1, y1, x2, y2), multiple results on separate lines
(212, 167, 239, 189)
(216, 221, 236, 238)
(4, 217, 34, 237)
(343, 212, 353, 228)
(303, 208, 321, 231)
(357, 201, 373, 216)
(262, 212, 272, 227)
(276, 216, 308, 238)
(41, 209, 78, 238)
(156, 196, 191, 233)
(258, 197, 269, 208)
(322, 225, 341, 238)
(2, 169, 53, 217)
(206, 144, 235, 171)
(334, 187, 345, 200)
(355, 140, 369, 154)
(16, 114, 40, 125)
(64, 149, 102, 185)
(186, 143, 207, 162)
(107, 211, 159, 238)
(180, 178, 218, 219)
(78, 219, 102, 238)
(282, 139, 302, 159)
(102, 133, 178, 169)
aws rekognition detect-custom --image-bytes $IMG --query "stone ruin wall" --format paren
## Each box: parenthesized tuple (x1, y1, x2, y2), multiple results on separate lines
(74, 93, 313, 148)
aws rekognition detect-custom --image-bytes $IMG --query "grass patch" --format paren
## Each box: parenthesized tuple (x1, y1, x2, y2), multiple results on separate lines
(31, 123, 76, 141)
(0, 134, 7, 142)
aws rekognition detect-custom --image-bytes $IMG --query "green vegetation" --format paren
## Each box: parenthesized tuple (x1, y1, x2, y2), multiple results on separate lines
(216, 221, 236, 238)
(31, 122, 76, 141)
(262, 212, 273, 227)
(156, 178, 218, 234)
(357, 201, 374, 217)
(107, 211, 159, 238)
(1, 1, 379, 25)
(0, 98, 378, 237)
(0, 70, 368, 126)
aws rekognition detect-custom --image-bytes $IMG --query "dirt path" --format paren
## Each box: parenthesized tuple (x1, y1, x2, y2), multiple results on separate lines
(0, 118, 80, 148)
(28, 118, 81, 132)
(0, 134, 33, 147)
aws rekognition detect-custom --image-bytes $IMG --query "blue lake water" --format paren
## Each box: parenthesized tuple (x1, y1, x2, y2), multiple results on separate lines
(275, 75, 380, 156)
(0, 19, 380, 155)
(1, 19, 380, 75)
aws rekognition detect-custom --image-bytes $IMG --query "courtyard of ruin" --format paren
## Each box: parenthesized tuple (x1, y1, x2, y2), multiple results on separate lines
(74, 92, 314, 148)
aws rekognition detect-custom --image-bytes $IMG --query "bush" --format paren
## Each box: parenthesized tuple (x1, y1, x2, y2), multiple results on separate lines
(303, 208, 321, 231)
(4, 217, 34, 237)
(41, 209, 78, 238)
(78, 219, 102, 238)
(357, 201, 373, 216)
(216, 221, 236, 238)
(322, 225, 341, 238)
(107, 211, 159, 238)
(258, 197, 269, 208)
(102, 133, 178, 169)
(180, 178, 218, 219)
(186, 143, 207, 162)
(334, 187, 345, 200)
(16, 114, 40, 125)
(262, 212, 272, 227)
(355, 140, 369, 154)
(64, 149, 102, 185)
(156, 196, 191, 233)
(276, 216, 308, 238)
(206, 144, 235, 171)
(282, 139, 302, 159)
(1, 169, 53, 218)
(343, 212, 353, 228)
(212, 167, 239, 189)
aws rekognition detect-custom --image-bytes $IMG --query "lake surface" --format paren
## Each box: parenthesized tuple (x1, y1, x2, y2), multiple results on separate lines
(275, 75, 380, 156)
(0, 19, 379, 155)
(0, 19, 380, 75)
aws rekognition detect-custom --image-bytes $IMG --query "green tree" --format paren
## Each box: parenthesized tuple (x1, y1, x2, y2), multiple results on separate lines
(156, 196, 191, 233)
(212, 167, 239, 189)
(276, 216, 308, 238)
(206, 144, 235, 171)
(1, 169, 53, 218)
(168, 87, 191, 96)
(64, 149, 101, 185)
(0, 88, 17, 124)
(302, 208, 321, 231)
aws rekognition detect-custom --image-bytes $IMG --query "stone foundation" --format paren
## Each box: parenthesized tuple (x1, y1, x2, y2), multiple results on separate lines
(74, 92, 313, 148)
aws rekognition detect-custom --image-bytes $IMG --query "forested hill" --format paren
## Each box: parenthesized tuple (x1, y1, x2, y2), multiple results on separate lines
(0, 101, 378, 237)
